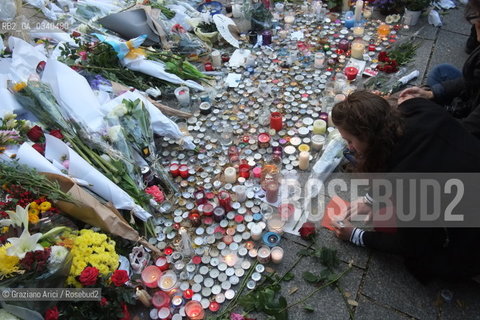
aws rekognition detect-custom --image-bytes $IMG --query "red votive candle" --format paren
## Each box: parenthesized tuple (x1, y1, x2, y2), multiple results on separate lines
(228, 146, 239, 163)
(270, 112, 283, 131)
(253, 167, 262, 178)
(179, 164, 189, 178)
(183, 289, 194, 299)
(204, 62, 214, 71)
(194, 190, 207, 205)
(169, 163, 179, 177)
(258, 133, 271, 148)
(218, 191, 232, 211)
(152, 291, 170, 309)
(239, 163, 250, 179)
(155, 257, 170, 271)
(344, 66, 359, 80)
(201, 203, 214, 216)
(188, 210, 201, 227)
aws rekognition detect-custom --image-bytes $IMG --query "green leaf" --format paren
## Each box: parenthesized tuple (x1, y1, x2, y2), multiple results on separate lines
(319, 247, 339, 270)
(283, 272, 295, 281)
(303, 271, 319, 283)
(298, 248, 313, 257)
(303, 304, 315, 312)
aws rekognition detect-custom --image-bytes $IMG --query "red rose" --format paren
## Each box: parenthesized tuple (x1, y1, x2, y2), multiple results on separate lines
(111, 269, 129, 286)
(27, 125, 44, 142)
(44, 306, 59, 320)
(32, 143, 45, 155)
(71, 31, 81, 37)
(49, 129, 64, 139)
(119, 303, 130, 320)
(79, 266, 99, 286)
(100, 297, 109, 307)
(384, 64, 395, 74)
(299, 222, 316, 240)
(378, 51, 388, 63)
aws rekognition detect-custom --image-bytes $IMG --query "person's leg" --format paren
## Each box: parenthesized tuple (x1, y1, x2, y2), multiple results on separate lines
(426, 64, 463, 101)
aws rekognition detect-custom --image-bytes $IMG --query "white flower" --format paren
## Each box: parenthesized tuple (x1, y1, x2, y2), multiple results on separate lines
(7, 228, 43, 259)
(5, 119, 16, 129)
(107, 125, 122, 142)
(76, 24, 89, 34)
(3, 112, 16, 121)
(48, 245, 69, 269)
(110, 103, 128, 118)
(385, 15, 394, 24)
(0, 204, 29, 229)
(392, 14, 401, 23)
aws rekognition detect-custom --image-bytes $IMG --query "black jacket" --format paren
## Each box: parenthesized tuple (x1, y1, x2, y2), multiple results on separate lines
(362, 98, 480, 280)
(432, 46, 480, 139)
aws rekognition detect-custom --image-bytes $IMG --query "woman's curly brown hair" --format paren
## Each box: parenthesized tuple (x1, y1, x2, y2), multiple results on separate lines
(332, 91, 404, 172)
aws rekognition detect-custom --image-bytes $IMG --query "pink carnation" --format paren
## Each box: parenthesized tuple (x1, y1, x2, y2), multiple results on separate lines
(145, 185, 165, 203)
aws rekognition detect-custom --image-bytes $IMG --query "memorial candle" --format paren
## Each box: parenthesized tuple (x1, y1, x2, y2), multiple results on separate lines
(169, 163, 179, 177)
(142, 266, 162, 288)
(224, 167, 237, 183)
(251, 224, 263, 241)
(298, 151, 310, 170)
(271, 246, 284, 264)
(233, 185, 247, 202)
(377, 23, 391, 38)
(257, 246, 271, 264)
(155, 256, 170, 271)
(185, 300, 205, 319)
(158, 271, 177, 292)
(314, 52, 325, 68)
(174, 86, 190, 107)
(344, 66, 359, 80)
(265, 181, 279, 203)
(152, 291, 170, 309)
(354, 0, 363, 22)
(179, 164, 189, 178)
(218, 191, 232, 211)
(312, 119, 327, 135)
(311, 135, 326, 151)
(211, 50, 221, 69)
(267, 217, 285, 234)
(239, 163, 250, 179)
(270, 112, 283, 131)
(353, 25, 364, 37)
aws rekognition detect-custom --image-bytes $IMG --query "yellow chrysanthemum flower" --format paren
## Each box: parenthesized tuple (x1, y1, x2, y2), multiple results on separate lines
(28, 208, 40, 215)
(29, 202, 39, 210)
(28, 213, 39, 224)
(0, 244, 21, 279)
(39, 201, 52, 212)
(12, 82, 27, 92)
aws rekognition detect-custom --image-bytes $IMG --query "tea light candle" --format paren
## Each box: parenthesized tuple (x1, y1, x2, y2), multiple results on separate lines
(211, 50, 221, 69)
(257, 246, 271, 264)
(142, 266, 162, 288)
(258, 133, 271, 148)
(298, 151, 310, 170)
(351, 40, 365, 59)
(271, 247, 284, 264)
(377, 23, 391, 38)
(158, 307, 170, 320)
(344, 66, 359, 80)
(314, 52, 325, 68)
(233, 185, 247, 202)
(312, 119, 327, 135)
(270, 112, 283, 131)
(171, 295, 184, 309)
(284, 12, 295, 24)
(265, 181, 279, 203)
(224, 167, 237, 183)
(224, 253, 238, 267)
(152, 291, 170, 309)
(185, 300, 205, 320)
(253, 167, 262, 178)
(169, 163, 180, 177)
(354, 0, 363, 22)
(311, 135, 326, 151)
(183, 289, 194, 300)
(267, 217, 285, 234)
(158, 271, 177, 292)
(174, 86, 190, 107)
(213, 206, 225, 222)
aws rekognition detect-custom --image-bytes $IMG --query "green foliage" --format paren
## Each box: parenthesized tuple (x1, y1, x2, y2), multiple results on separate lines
(299, 247, 340, 285)
(403, 0, 432, 11)
(388, 40, 419, 66)
(238, 285, 288, 320)
(149, 1, 176, 19)
(283, 272, 295, 281)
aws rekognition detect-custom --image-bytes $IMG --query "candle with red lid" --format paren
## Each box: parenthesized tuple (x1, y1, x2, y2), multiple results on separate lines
(201, 203, 214, 216)
(188, 210, 201, 227)
(169, 163, 179, 177)
(141, 265, 162, 288)
(194, 190, 207, 205)
(270, 112, 283, 131)
(204, 62, 214, 71)
(217, 191, 232, 211)
(185, 300, 204, 319)
(183, 289, 194, 299)
(179, 164, 189, 178)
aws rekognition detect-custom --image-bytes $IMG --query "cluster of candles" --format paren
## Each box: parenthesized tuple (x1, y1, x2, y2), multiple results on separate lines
(169, 163, 190, 179)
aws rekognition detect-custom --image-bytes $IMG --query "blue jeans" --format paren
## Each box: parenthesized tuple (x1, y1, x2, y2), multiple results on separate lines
(427, 64, 463, 99)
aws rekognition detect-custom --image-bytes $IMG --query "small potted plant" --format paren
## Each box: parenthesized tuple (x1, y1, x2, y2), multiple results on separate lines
(403, 0, 432, 26)
(373, 0, 404, 16)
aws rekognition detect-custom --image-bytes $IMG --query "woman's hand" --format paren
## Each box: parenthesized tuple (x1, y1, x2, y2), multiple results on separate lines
(332, 219, 355, 241)
(342, 197, 373, 222)
(398, 87, 434, 104)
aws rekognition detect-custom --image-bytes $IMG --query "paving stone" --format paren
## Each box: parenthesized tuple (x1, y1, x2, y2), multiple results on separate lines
(411, 39, 435, 85)
(429, 29, 470, 71)
(398, 18, 439, 40)
(439, 4, 472, 36)
(355, 294, 415, 320)
(431, 279, 480, 320)
(361, 252, 438, 320)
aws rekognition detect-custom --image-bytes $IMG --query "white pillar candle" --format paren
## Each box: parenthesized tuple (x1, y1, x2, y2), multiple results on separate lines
(311, 135, 326, 151)
(312, 119, 327, 135)
(354, 0, 363, 21)
(270, 247, 284, 264)
(211, 50, 222, 69)
(174, 86, 190, 107)
(298, 151, 310, 170)
(224, 167, 237, 183)
(251, 224, 263, 241)
(233, 185, 247, 202)
(314, 52, 325, 68)
(328, 111, 334, 127)
(351, 40, 365, 59)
